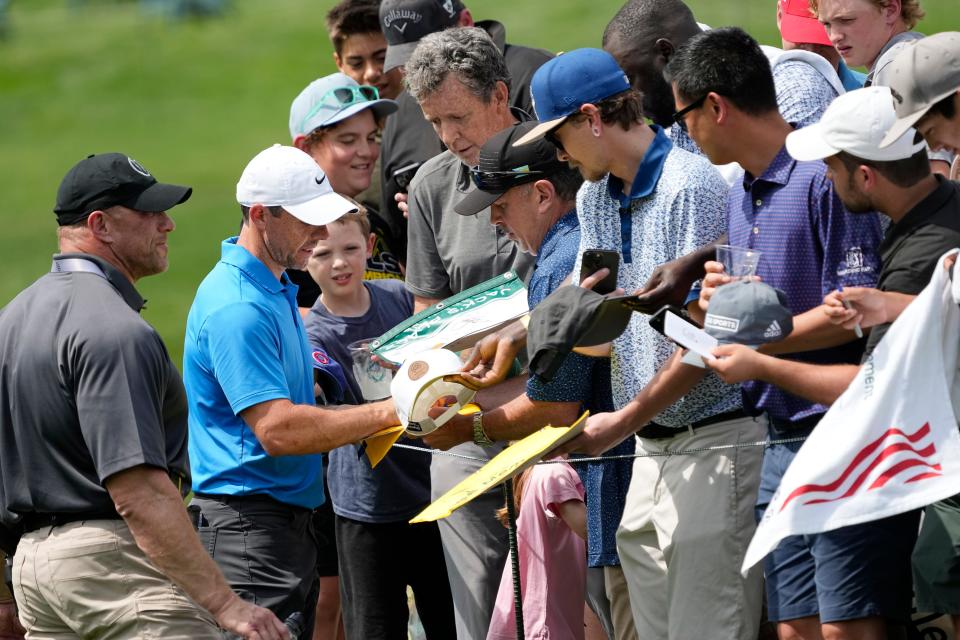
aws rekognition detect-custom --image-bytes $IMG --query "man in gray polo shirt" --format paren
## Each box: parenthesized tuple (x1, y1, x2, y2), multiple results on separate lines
(0, 154, 287, 640)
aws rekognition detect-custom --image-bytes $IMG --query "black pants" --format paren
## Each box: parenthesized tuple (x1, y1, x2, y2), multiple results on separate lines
(191, 494, 320, 639)
(335, 515, 455, 640)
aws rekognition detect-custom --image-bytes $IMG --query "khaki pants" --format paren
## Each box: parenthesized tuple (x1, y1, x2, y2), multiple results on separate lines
(13, 519, 220, 640)
(603, 565, 638, 640)
(616, 415, 766, 640)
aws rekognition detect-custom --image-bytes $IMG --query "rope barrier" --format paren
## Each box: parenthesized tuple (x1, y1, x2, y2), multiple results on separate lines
(391, 435, 809, 464)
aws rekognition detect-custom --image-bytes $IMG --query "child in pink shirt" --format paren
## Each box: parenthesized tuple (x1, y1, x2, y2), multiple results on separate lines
(487, 461, 587, 640)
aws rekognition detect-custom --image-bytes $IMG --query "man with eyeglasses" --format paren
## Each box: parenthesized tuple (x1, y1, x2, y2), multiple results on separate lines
(518, 48, 762, 640)
(665, 29, 887, 640)
(183, 145, 402, 639)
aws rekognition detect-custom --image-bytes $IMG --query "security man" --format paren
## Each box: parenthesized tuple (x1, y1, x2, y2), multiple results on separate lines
(0, 153, 288, 640)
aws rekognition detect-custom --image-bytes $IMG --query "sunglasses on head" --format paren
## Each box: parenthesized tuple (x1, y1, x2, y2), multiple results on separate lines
(299, 85, 380, 134)
(469, 166, 544, 192)
(671, 94, 708, 133)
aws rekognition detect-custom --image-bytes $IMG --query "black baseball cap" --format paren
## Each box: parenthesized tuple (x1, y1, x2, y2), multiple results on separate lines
(455, 121, 568, 217)
(380, 0, 466, 72)
(527, 286, 640, 381)
(704, 280, 794, 345)
(54, 153, 192, 226)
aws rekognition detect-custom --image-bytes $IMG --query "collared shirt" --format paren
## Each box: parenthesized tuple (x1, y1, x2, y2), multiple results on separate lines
(576, 126, 742, 426)
(0, 253, 189, 523)
(865, 176, 960, 356)
(837, 60, 867, 91)
(867, 31, 924, 86)
(728, 146, 882, 423)
(772, 59, 839, 129)
(183, 238, 323, 509)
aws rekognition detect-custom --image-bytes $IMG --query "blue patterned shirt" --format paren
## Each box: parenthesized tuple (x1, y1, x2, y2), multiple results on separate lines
(576, 126, 741, 426)
(728, 147, 882, 423)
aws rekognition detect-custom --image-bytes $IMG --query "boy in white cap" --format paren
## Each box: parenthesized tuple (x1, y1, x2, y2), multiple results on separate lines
(182, 145, 401, 638)
(707, 84, 960, 640)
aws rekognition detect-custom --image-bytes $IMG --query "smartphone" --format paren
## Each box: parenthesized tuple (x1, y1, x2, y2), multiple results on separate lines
(648, 305, 697, 336)
(579, 249, 620, 295)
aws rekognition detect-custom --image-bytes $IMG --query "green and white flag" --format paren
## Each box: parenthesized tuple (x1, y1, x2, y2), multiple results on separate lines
(371, 272, 528, 366)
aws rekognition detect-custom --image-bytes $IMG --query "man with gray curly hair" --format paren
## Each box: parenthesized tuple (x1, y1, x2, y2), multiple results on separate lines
(401, 26, 545, 639)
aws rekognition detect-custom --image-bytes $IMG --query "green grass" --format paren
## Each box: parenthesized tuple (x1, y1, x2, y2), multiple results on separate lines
(2, 0, 958, 366)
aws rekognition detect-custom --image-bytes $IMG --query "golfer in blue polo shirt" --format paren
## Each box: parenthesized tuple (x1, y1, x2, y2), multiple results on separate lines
(183, 145, 400, 637)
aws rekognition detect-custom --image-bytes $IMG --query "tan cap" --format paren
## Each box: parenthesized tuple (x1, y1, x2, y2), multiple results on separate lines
(880, 32, 960, 148)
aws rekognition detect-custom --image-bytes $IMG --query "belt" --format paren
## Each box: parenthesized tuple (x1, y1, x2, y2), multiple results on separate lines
(20, 511, 122, 533)
(767, 413, 823, 434)
(636, 409, 750, 440)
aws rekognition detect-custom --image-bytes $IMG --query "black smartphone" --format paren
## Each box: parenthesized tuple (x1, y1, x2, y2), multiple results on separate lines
(579, 249, 620, 295)
(648, 304, 699, 336)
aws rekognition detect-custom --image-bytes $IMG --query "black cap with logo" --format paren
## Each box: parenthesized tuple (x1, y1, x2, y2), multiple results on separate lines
(380, 0, 466, 72)
(54, 153, 192, 226)
(455, 121, 569, 216)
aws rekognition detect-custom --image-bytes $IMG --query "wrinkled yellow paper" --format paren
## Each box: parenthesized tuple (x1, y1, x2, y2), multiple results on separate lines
(410, 412, 589, 523)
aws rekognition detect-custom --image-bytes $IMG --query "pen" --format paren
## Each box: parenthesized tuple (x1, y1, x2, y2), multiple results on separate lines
(838, 285, 864, 339)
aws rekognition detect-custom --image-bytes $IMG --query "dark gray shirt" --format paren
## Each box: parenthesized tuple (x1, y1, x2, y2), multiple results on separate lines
(0, 253, 189, 523)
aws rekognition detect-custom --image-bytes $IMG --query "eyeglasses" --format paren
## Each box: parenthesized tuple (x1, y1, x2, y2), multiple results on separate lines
(469, 166, 544, 192)
(671, 94, 708, 133)
(299, 85, 380, 133)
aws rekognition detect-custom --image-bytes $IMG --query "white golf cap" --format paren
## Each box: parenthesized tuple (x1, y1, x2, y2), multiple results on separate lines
(391, 348, 477, 437)
(236, 144, 358, 226)
(786, 86, 925, 163)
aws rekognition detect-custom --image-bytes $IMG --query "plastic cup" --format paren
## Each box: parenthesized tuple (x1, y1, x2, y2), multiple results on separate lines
(348, 339, 392, 402)
(715, 245, 761, 279)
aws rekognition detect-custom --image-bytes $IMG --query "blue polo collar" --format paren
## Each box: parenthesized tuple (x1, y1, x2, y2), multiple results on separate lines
(605, 125, 672, 264)
(743, 145, 796, 191)
(539, 209, 578, 256)
(220, 237, 291, 294)
(607, 125, 672, 205)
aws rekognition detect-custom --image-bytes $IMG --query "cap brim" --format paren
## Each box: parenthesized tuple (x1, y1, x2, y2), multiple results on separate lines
(454, 188, 503, 216)
(285, 190, 358, 226)
(780, 12, 832, 47)
(384, 41, 419, 73)
(306, 99, 399, 133)
(575, 297, 634, 346)
(126, 182, 192, 212)
(513, 117, 567, 147)
(785, 122, 840, 161)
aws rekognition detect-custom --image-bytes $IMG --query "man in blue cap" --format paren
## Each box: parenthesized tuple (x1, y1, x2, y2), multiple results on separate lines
(519, 49, 765, 639)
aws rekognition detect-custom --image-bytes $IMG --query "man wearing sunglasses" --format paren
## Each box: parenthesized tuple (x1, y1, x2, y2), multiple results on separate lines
(665, 29, 893, 640)
(516, 47, 764, 640)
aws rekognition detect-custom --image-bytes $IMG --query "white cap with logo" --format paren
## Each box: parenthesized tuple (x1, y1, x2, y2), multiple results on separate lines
(786, 86, 926, 163)
(236, 144, 358, 226)
(390, 348, 477, 437)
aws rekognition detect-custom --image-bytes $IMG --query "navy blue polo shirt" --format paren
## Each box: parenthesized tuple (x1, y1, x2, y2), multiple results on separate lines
(728, 147, 882, 424)
(183, 238, 323, 509)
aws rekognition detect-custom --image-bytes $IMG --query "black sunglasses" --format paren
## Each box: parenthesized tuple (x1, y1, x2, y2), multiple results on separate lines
(671, 94, 708, 133)
(544, 113, 588, 153)
(469, 167, 544, 192)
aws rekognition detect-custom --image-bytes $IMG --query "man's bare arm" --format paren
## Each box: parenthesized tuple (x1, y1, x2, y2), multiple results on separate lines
(241, 399, 398, 456)
(106, 466, 288, 640)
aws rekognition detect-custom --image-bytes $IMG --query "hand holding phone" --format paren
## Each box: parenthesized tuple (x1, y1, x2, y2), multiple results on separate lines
(579, 249, 620, 295)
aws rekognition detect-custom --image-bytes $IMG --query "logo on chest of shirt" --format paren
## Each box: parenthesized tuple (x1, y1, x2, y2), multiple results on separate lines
(837, 246, 872, 277)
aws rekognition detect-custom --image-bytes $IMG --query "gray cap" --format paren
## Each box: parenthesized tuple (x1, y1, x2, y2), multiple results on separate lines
(704, 280, 794, 346)
(880, 32, 960, 148)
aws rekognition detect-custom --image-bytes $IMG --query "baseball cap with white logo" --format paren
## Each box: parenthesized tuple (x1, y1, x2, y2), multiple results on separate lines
(390, 348, 477, 437)
(236, 145, 358, 226)
(786, 86, 926, 162)
(704, 280, 794, 346)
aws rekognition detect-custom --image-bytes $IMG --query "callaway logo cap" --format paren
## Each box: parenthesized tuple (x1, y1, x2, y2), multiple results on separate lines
(289, 73, 398, 139)
(391, 348, 477, 437)
(778, 0, 831, 47)
(380, 0, 465, 72)
(455, 121, 569, 216)
(881, 32, 960, 148)
(54, 153, 192, 226)
(704, 280, 794, 346)
(515, 48, 631, 147)
(786, 86, 925, 162)
(236, 145, 358, 226)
